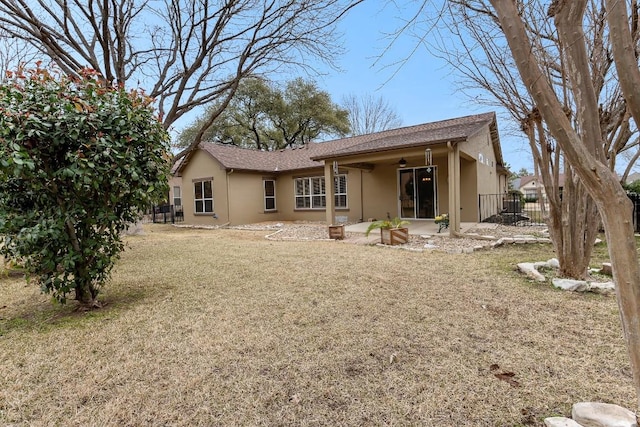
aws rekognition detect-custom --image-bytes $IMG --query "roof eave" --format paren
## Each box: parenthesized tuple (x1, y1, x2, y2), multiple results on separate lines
(310, 137, 466, 161)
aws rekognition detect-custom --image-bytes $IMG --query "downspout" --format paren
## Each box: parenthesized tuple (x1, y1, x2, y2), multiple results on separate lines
(226, 168, 234, 224)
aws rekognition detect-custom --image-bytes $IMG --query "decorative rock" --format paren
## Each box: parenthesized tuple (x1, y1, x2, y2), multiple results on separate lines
(124, 220, 145, 235)
(552, 278, 589, 292)
(544, 417, 584, 427)
(547, 258, 560, 269)
(534, 261, 550, 269)
(423, 244, 439, 249)
(601, 263, 613, 276)
(588, 281, 615, 295)
(572, 402, 637, 427)
(518, 262, 547, 282)
(420, 234, 432, 239)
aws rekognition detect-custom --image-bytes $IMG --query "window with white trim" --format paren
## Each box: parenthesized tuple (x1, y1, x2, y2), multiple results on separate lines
(173, 186, 181, 207)
(194, 179, 213, 213)
(294, 175, 347, 209)
(334, 175, 347, 208)
(264, 179, 276, 211)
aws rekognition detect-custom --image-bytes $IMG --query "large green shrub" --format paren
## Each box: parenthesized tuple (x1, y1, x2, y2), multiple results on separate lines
(0, 66, 170, 306)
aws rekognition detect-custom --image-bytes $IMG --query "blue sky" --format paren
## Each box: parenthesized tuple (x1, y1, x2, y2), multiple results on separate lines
(312, 1, 533, 174)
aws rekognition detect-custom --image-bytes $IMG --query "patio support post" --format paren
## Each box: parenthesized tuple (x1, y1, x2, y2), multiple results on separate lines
(324, 161, 335, 225)
(447, 141, 461, 235)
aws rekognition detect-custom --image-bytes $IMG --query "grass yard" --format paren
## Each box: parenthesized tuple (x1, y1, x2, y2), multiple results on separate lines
(0, 225, 634, 426)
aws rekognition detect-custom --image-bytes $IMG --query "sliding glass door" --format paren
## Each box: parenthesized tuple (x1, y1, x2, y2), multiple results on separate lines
(398, 167, 438, 219)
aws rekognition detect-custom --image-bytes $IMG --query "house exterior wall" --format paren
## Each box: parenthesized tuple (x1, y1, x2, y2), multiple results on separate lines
(274, 168, 363, 223)
(179, 150, 230, 226)
(174, 120, 504, 226)
(361, 163, 399, 221)
(458, 127, 502, 221)
(227, 172, 280, 225)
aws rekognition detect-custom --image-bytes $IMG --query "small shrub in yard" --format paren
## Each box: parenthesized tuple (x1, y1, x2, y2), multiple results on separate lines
(0, 64, 170, 306)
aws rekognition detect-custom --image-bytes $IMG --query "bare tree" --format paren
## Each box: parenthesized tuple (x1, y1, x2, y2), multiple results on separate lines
(0, 0, 363, 163)
(0, 29, 37, 78)
(341, 93, 403, 135)
(485, 0, 640, 413)
(415, 1, 640, 281)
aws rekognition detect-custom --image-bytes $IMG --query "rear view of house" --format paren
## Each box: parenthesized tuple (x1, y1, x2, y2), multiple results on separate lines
(170, 112, 508, 233)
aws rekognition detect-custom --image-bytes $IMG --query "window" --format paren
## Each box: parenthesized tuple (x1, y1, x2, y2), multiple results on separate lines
(264, 180, 276, 211)
(334, 175, 347, 208)
(173, 186, 181, 207)
(294, 175, 347, 209)
(194, 179, 213, 213)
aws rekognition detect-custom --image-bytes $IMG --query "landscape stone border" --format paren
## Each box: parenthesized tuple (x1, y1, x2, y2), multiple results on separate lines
(545, 402, 637, 427)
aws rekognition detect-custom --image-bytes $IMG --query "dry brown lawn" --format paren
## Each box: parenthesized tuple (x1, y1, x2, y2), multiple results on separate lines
(0, 224, 634, 426)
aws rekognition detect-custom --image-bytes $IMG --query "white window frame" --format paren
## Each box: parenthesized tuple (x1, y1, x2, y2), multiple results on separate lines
(334, 174, 348, 209)
(194, 179, 214, 214)
(263, 179, 276, 211)
(173, 186, 182, 207)
(294, 175, 347, 210)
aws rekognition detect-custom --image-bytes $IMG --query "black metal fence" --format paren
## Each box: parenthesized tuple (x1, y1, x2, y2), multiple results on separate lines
(478, 193, 546, 226)
(147, 204, 184, 224)
(629, 193, 640, 232)
(480, 192, 640, 231)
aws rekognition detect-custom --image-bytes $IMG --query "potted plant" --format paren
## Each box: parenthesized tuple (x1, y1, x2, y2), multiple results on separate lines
(435, 213, 449, 233)
(365, 217, 410, 245)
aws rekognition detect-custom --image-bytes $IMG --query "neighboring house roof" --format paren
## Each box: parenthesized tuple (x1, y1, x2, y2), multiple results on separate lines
(174, 112, 502, 175)
(626, 172, 640, 183)
(517, 174, 565, 189)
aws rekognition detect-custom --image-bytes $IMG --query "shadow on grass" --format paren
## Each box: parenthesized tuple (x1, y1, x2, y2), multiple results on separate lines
(0, 279, 159, 336)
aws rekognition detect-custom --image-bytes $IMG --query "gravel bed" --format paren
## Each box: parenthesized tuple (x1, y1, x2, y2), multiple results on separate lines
(228, 221, 549, 253)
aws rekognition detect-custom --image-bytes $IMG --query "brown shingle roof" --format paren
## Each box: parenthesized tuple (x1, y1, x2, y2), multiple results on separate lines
(311, 112, 497, 160)
(177, 112, 499, 174)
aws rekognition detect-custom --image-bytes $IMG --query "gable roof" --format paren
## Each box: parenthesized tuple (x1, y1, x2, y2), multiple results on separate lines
(311, 112, 498, 160)
(175, 112, 501, 174)
(518, 174, 566, 189)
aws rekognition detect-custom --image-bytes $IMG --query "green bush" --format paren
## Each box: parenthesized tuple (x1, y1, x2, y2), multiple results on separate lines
(0, 65, 170, 306)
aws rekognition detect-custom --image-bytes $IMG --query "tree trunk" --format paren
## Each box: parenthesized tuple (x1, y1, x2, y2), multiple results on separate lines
(490, 0, 640, 411)
(74, 280, 97, 306)
(557, 176, 599, 279)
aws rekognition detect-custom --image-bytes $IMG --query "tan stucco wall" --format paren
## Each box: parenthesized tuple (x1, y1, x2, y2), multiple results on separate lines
(226, 172, 281, 225)
(458, 126, 503, 221)
(179, 149, 230, 226)
(361, 164, 398, 221)
(274, 168, 363, 224)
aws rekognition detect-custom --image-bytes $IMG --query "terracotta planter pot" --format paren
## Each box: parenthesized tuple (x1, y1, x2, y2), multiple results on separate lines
(381, 227, 409, 245)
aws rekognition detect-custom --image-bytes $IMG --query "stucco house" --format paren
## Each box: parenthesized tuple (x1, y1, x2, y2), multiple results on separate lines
(170, 112, 508, 233)
(518, 174, 565, 201)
